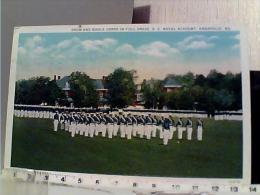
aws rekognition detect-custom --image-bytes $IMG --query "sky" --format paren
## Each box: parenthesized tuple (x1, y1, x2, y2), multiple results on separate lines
(16, 31, 241, 82)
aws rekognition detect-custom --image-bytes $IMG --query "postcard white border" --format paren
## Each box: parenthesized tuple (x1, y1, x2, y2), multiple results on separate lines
(4, 24, 251, 187)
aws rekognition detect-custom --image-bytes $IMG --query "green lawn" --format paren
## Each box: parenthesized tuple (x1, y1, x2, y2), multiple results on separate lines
(11, 117, 242, 178)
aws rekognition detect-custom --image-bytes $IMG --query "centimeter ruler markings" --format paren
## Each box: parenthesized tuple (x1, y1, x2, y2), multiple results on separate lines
(3, 168, 259, 193)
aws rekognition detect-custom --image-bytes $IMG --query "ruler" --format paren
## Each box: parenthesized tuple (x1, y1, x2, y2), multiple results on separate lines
(3, 168, 260, 193)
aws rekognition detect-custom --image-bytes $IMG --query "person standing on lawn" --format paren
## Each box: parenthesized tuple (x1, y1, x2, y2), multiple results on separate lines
(186, 117, 193, 140)
(177, 118, 184, 139)
(169, 115, 176, 140)
(197, 118, 203, 141)
(53, 111, 59, 132)
(163, 116, 171, 145)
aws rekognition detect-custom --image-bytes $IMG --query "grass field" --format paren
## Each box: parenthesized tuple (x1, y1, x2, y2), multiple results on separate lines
(11, 117, 242, 178)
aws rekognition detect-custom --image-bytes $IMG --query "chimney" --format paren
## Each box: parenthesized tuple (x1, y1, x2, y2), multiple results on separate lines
(58, 75, 61, 80)
(102, 76, 107, 81)
(54, 75, 56, 80)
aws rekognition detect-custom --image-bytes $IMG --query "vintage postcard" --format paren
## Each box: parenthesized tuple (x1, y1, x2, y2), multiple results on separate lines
(4, 24, 251, 187)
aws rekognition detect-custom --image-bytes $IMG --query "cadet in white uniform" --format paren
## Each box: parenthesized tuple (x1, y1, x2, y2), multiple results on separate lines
(100, 113, 107, 137)
(64, 112, 70, 131)
(59, 112, 65, 130)
(197, 118, 203, 141)
(131, 115, 138, 137)
(78, 115, 85, 135)
(163, 117, 171, 145)
(84, 114, 90, 136)
(69, 113, 77, 137)
(151, 115, 157, 138)
(21, 109, 25, 118)
(177, 118, 184, 139)
(120, 114, 127, 138)
(106, 114, 114, 139)
(145, 115, 152, 140)
(39, 108, 44, 118)
(113, 114, 119, 136)
(53, 111, 59, 132)
(74, 113, 80, 135)
(169, 116, 176, 140)
(138, 115, 145, 138)
(186, 118, 193, 140)
(89, 114, 96, 138)
(159, 116, 164, 139)
(93, 114, 101, 136)
(24, 108, 28, 118)
(126, 114, 133, 140)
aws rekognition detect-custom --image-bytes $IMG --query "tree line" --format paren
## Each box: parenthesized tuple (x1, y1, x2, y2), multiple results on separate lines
(141, 70, 241, 116)
(15, 68, 241, 115)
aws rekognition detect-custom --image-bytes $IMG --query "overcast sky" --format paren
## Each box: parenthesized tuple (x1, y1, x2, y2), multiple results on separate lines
(16, 31, 241, 82)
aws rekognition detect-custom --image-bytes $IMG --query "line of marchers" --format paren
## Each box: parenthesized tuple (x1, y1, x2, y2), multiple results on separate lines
(15, 67, 242, 116)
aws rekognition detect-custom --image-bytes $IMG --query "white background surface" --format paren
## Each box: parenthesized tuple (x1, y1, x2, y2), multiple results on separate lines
(1, 0, 260, 194)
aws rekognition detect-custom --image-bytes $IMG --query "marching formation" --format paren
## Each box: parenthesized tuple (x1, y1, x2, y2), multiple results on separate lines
(14, 106, 204, 145)
(52, 111, 204, 145)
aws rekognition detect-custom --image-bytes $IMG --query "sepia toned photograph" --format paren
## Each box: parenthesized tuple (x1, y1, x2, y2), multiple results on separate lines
(7, 25, 246, 180)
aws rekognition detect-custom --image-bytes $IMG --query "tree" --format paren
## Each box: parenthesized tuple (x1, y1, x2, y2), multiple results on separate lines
(15, 76, 65, 105)
(194, 74, 207, 87)
(106, 68, 136, 108)
(69, 71, 99, 108)
(46, 80, 66, 105)
(141, 79, 165, 109)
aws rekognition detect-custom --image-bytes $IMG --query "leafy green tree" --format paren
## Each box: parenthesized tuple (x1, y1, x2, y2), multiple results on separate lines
(46, 80, 66, 105)
(69, 71, 99, 107)
(213, 89, 235, 110)
(194, 74, 207, 87)
(15, 76, 65, 105)
(141, 79, 165, 109)
(107, 68, 136, 108)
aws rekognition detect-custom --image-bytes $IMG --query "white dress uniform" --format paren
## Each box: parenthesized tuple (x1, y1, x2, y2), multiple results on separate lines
(93, 115, 100, 136)
(107, 115, 114, 139)
(84, 116, 90, 136)
(43, 111, 47, 118)
(50, 111, 54, 119)
(145, 116, 152, 140)
(36, 109, 40, 118)
(69, 116, 77, 137)
(89, 115, 96, 138)
(163, 118, 171, 145)
(100, 116, 107, 137)
(21, 110, 25, 118)
(59, 114, 65, 130)
(177, 119, 184, 139)
(151, 117, 157, 138)
(74, 115, 80, 135)
(53, 112, 59, 132)
(64, 114, 70, 131)
(120, 116, 126, 138)
(169, 119, 176, 140)
(16, 109, 21, 117)
(132, 116, 138, 137)
(138, 117, 145, 138)
(113, 116, 119, 136)
(159, 118, 164, 139)
(32, 110, 36, 118)
(39, 109, 44, 118)
(126, 116, 133, 140)
(197, 119, 203, 141)
(78, 116, 85, 135)
(186, 119, 193, 140)
(24, 109, 28, 117)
